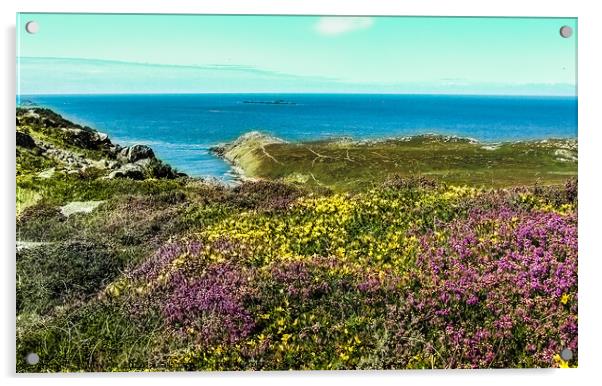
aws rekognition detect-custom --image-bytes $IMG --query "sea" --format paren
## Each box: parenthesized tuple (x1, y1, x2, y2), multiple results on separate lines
(18, 94, 578, 181)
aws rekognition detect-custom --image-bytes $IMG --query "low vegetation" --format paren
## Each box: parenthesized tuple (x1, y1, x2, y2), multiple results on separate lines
(16, 109, 578, 371)
(212, 132, 577, 191)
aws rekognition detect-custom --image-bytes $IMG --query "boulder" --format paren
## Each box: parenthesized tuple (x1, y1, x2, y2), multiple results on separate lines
(16, 131, 36, 149)
(60, 200, 104, 217)
(119, 145, 155, 163)
(63, 128, 112, 150)
(107, 163, 146, 180)
(37, 167, 56, 179)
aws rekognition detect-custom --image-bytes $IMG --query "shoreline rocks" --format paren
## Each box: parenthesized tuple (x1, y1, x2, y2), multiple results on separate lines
(17, 108, 184, 180)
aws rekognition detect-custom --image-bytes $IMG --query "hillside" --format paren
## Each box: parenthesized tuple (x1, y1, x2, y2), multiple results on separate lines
(211, 132, 577, 191)
(16, 108, 577, 371)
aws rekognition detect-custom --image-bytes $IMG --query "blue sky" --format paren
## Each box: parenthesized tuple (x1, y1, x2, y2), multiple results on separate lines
(17, 14, 577, 95)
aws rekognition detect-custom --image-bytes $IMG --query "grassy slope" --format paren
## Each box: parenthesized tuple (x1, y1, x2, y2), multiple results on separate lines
(219, 134, 577, 191)
(16, 109, 578, 371)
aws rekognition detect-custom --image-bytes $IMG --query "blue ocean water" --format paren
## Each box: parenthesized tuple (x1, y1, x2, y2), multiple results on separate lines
(20, 94, 577, 180)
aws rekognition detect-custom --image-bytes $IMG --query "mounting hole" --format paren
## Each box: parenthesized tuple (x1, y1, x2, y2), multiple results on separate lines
(25, 21, 39, 34)
(25, 352, 39, 365)
(559, 25, 573, 38)
(560, 348, 573, 361)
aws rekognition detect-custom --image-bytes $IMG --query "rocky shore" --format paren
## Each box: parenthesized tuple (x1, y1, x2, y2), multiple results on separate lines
(17, 107, 184, 180)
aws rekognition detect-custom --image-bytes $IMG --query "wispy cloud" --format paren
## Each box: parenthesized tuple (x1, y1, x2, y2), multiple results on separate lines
(314, 17, 374, 36)
(16, 57, 576, 96)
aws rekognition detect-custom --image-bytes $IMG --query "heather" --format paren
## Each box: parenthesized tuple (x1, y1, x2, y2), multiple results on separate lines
(17, 178, 577, 371)
(16, 108, 577, 371)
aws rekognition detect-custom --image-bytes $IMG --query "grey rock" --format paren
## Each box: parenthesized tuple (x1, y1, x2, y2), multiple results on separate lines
(37, 167, 55, 179)
(63, 127, 112, 150)
(60, 200, 104, 217)
(107, 160, 119, 169)
(119, 145, 155, 163)
(16, 241, 50, 251)
(107, 163, 145, 180)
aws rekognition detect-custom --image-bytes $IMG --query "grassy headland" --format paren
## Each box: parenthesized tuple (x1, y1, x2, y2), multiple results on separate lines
(212, 132, 577, 191)
(16, 108, 577, 371)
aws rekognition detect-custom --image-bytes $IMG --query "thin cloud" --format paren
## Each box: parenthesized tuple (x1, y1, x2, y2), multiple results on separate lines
(314, 17, 374, 36)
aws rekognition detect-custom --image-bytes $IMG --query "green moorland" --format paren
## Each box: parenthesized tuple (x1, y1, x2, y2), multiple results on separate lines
(16, 108, 577, 371)
(211, 131, 577, 191)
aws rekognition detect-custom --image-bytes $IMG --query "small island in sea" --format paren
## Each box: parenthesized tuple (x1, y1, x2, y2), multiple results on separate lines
(242, 99, 297, 105)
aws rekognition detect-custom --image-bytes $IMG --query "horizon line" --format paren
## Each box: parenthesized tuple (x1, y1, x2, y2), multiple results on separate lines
(17, 91, 578, 98)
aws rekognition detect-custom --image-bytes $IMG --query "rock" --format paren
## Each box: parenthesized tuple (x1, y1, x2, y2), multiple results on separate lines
(16, 241, 51, 251)
(23, 109, 40, 119)
(119, 145, 155, 163)
(134, 158, 151, 167)
(554, 149, 577, 162)
(60, 200, 104, 217)
(37, 167, 55, 179)
(63, 128, 111, 150)
(16, 131, 36, 149)
(107, 163, 146, 180)
(107, 160, 119, 169)
(97, 132, 109, 142)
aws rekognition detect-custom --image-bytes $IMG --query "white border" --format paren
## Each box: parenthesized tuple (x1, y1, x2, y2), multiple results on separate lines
(2, 1, 600, 385)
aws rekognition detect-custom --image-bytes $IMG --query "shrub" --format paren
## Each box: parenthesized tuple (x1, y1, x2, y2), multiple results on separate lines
(387, 206, 578, 368)
(231, 180, 305, 210)
(17, 239, 122, 314)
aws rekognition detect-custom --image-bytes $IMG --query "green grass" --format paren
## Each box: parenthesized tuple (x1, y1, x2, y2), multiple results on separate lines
(16, 301, 165, 372)
(222, 134, 577, 191)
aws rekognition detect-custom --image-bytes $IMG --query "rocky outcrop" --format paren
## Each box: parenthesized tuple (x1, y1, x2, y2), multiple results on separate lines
(62, 128, 111, 151)
(17, 108, 184, 180)
(118, 144, 155, 163)
(16, 131, 36, 149)
(107, 163, 146, 180)
(60, 200, 104, 217)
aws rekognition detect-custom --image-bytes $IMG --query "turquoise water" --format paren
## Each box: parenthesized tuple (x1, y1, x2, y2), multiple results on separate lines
(20, 94, 577, 180)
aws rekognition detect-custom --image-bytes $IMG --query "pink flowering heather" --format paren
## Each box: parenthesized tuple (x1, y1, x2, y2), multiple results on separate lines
(129, 241, 204, 282)
(163, 262, 256, 345)
(394, 206, 577, 368)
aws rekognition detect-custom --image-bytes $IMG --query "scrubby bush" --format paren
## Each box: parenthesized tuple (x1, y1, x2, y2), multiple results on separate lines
(17, 240, 122, 314)
(231, 180, 306, 210)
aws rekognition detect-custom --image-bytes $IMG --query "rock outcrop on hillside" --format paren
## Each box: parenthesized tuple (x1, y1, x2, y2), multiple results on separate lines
(16, 107, 184, 180)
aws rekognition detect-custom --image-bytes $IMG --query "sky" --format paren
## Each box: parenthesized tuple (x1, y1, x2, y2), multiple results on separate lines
(17, 14, 577, 95)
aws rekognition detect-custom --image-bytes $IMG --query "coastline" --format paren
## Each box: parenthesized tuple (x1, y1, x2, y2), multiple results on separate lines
(16, 105, 577, 191)
(210, 131, 578, 190)
(16, 107, 579, 371)
(19, 93, 578, 181)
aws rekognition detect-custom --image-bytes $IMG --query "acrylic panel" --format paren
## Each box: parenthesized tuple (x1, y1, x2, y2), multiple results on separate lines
(16, 14, 577, 372)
